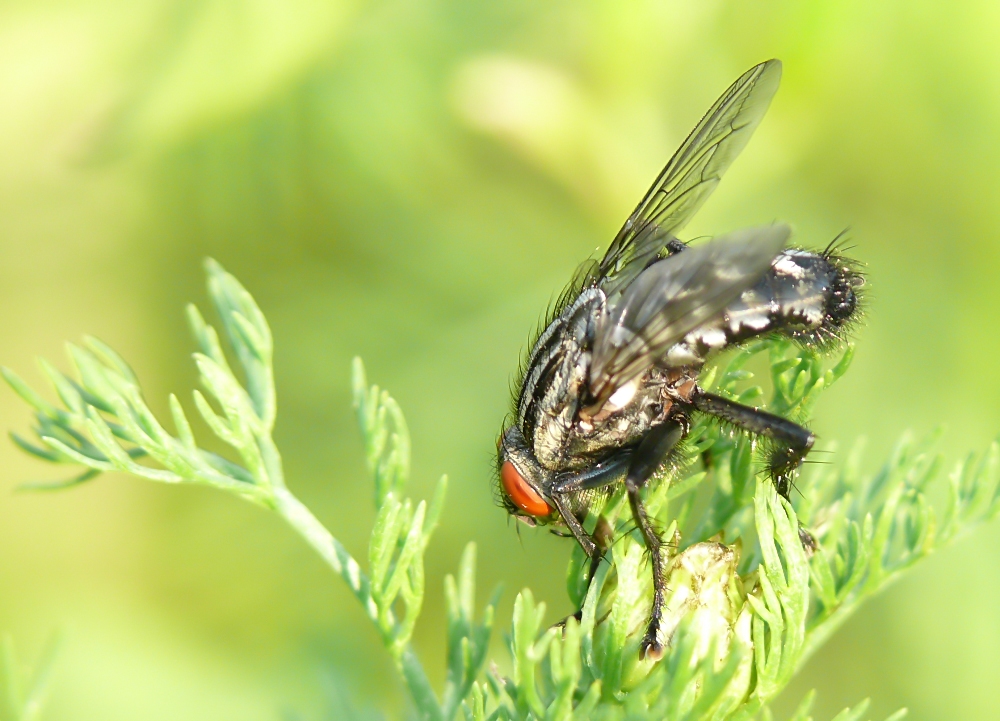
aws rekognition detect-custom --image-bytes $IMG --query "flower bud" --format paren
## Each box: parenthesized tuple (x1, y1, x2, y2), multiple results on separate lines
(594, 537, 752, 693)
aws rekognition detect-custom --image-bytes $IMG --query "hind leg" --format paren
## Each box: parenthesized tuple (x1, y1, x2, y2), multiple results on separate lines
(691, 391, 814, 499)
(691, 390, 818, 549)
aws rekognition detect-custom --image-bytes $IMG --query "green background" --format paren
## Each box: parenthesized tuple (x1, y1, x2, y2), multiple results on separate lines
(1, 0, 998, 718)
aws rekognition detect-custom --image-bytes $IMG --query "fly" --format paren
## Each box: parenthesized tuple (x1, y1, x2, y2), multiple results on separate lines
(495, 59, 863, 660)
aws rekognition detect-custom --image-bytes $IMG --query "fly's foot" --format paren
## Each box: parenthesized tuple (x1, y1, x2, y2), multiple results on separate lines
(767, 444, 809, 500)
(551, 609, 583, 633)
(769, 452, 819, 554)
(798, 525, 818, 556)
(639, 608, 665, 661)
(639, 631, 664, 661)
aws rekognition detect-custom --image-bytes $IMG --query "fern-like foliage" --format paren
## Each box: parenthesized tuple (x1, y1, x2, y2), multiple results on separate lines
(5, 262, 999, 721)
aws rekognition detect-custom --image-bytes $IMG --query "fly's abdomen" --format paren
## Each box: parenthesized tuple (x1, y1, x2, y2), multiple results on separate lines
(665, 248, 863, 365)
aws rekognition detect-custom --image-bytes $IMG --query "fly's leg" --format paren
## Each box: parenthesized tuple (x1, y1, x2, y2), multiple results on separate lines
(548, 455, 630, 580)
(550, 494, 599, 558)
(622, 416, 688, 660)
(691, 390, 818, 549)
(549, 453, 631, 496)
(551, 515, 614, 630)
(549, 419, 690, 659)
(548, 452, 631, 566)
(547, 454, 630, 629)
(691, 391, 814, 499)
(546, 496, 604, 631)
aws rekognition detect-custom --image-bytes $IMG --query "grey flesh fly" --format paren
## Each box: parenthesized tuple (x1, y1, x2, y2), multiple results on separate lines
(496, 59, 863, 659)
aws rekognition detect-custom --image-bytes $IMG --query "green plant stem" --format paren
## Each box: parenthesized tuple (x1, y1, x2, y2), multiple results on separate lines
(272, 487, 380, 623)
(400, 646, 446, 721)
(271, 486, 444, 720)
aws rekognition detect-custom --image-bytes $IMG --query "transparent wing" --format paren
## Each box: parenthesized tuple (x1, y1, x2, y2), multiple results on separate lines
(588, 225, 790, 403)
(598, 59, 782, 295)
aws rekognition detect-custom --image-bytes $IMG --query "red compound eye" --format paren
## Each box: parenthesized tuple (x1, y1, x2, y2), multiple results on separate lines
(500, 461, 553, 517)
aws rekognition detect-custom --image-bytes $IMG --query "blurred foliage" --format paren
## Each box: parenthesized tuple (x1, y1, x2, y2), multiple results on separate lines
(2, 0, 1000, 720)
(0, 634, 61, 721)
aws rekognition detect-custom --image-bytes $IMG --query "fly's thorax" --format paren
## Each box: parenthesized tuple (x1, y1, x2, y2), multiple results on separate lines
(560, 367, 698, 471)
(522, 342, 590, 470)
(517, 288, 605, 470)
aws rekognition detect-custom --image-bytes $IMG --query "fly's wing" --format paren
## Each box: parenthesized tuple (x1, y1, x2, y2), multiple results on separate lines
(598, 60, 782, 295)
(589, 225, 790, 403)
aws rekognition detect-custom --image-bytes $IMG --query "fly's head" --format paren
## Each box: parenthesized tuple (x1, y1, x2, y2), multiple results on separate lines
(496, 423, 557, 528)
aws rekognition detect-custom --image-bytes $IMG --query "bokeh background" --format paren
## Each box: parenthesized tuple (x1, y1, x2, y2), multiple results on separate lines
(2, 0, 1000, 718)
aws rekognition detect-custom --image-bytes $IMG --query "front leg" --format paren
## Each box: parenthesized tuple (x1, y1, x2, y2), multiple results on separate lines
(549, 419, 687, 658)
(547, 452, 631, 564)
(622, 416, 688, 660)
(547, 453, 631, 628)
(550, 493, 599, 558)
(551, 515, 614, 630)
(545, 495, 612, 632)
